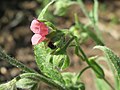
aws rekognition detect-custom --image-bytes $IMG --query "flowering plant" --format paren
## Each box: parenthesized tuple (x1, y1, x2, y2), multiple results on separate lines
(30, 19, 49, 45)
(0, 0, 120, 90)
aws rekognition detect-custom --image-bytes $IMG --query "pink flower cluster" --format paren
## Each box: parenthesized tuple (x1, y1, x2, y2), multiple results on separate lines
(30, 19, 48, 45)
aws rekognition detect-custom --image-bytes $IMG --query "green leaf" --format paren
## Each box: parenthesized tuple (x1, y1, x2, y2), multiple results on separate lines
(89, 57, 105, 79)
(16, 78, 37, 89)
(0, 79, 17, 90)
(62, 72, 85, 90)
(89, 0, 99, 24)
(52, 36, 75, 55)
(19, 73, 66, 90)
(94, 46, 120, 79)
(84, 27, 104, 46)
(61, 55, 70, 70)
(38, 0, 55, 20)
(62, 72, 77, 87)
(52, 55, 70, 70)
(34, 42, 65, 84)
(95, 78, 110, 90)
(115, 78, 120, 90)
(54, 0, 75, 16)
(47, 30, 66, 48)
(68, 83, 85, 90)
(93, 0, 98, 24)
(45, 21, 57, 30)
(31, 84, 38, 90)
(19, 73, 42, 82)
(72, 16, 104, 46)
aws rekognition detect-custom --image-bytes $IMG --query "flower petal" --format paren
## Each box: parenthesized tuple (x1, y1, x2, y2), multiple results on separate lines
(39, 22, 48, 36)
(31, 34, 46, 45)
(30, 19, 48, 36)
(30, 20, 41, 34)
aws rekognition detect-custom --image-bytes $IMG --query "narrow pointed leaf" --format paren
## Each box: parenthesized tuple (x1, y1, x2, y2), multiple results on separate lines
(84, 28, 104, 46)
(93, 0, 98, 24)
(95, 78, 110, 90)
(38, 0, 55, 20)
(94, 46, 120, 79)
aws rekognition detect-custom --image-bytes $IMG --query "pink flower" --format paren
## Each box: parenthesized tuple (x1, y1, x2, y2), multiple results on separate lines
(31, 34, 46, 45)
(30, 19, 48, 45)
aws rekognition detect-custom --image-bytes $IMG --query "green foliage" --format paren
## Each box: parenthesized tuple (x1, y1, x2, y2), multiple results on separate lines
(89, 0, 99, 24)
(0, 0, 119, 90)
(0, 48, 36, 73)
(84, 27, 104, 46)
(94, 46, 120, 90)
(16, 78, 37, 89)
(89, 57, 105, 79)
(95, 78, 110, 90)
(94, 46, 120, 79)
(38, 0, 55, 20)
(54, 0, 76, 16)
(52, 55, 70, 70)
(0, 79, 17, 90)
(70, 14, 104, 46)
(62, 72, 85, 90)
(34, 42, 65, 84)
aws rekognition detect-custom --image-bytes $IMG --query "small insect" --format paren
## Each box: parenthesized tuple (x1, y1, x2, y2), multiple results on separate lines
(47, 41, 56, 49)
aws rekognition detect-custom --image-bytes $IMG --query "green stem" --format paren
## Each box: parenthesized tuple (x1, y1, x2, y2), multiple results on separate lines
(52, 36, 75, 55)
(77, 0, 103, 42)
(75, 40, 114, 89)
(0, 47, 37, 73)
(77, 0, 90, 21)
(115, 76, 120, 90)
(64, 36, 75, 49)
(76, 49, 85, 61)
(19, 73, 67, 90)
(103, 78, 115, 90)
(77, 66, 90, 79)
(75, 38, 90, 64)
(0, 48, 67, 90)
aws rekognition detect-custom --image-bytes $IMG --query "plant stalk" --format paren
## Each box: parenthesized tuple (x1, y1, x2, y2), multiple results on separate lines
(103, 78, 115, 90)
(0, 48, 67, 90)
(77, 66, 90, 79)
(19, 73, 67, 90)
(0, 47, 37, 73)
(77, 0, 103, 42)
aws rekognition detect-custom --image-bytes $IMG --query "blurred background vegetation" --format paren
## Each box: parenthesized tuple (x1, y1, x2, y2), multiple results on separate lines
(0, 0, 120, 90)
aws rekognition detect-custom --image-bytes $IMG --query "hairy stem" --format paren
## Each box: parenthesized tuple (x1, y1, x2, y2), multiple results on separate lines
(0, 48, 67, 90)
(19, 73, 67, 90)
(0, 47, 37, 73)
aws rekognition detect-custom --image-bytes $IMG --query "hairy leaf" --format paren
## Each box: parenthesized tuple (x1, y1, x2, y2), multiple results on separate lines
(0, 79, 17, 90)
(34, 42, 65, 84)
(16, 78, 37, 89)
(38, 0, 55, 20)
(52, 55, 70, 70)
(94, 46, 120, 79)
